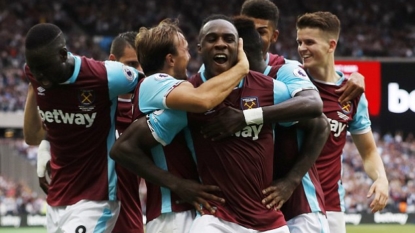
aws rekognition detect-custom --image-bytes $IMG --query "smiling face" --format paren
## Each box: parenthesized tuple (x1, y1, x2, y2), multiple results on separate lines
(296, 27, 336, 70)
(198, 19, 239, 79)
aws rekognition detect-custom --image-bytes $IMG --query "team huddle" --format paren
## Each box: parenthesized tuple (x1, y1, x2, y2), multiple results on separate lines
(22, 0, 389, 233)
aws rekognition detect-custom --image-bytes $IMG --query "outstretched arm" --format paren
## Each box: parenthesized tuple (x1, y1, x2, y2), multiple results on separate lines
(262, 114, 330, 209)
(201, 89, 323, 140)
(166, 38, 249, 113)
(110, 116, 224, 214)
(351, 131, 389, 213)
(336, 72, 365, 105)
(23, 83, 45, 145)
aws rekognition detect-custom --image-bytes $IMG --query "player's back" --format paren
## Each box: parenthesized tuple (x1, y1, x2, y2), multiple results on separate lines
(25, 55, 140, 206)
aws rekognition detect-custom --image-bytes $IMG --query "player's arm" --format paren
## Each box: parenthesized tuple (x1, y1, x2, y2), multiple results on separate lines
(110, 116, 224, 214)
(351, 131, 389, 213)
(23, 83, 46, 145)
(262, 114, 330, 209)
(165, 38, 249, 113)
(336, 72, 365, 105)
(201, 84, 323, 140)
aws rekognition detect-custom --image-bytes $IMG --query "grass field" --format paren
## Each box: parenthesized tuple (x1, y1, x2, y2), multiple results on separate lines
(0, 225, 415, 233)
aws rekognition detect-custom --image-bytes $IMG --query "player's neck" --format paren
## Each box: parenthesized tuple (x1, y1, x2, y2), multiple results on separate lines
(307, 58, 339, 83)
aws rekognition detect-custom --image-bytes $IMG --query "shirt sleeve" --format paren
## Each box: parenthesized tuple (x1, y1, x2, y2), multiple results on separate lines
(273, 79, 297, 127)
(349, 93, 372, 134)
(105, 61, 141, 100)
(146, 109, 188, 146)
(139, 74, 185, 114)
(276, 63, 317, 97)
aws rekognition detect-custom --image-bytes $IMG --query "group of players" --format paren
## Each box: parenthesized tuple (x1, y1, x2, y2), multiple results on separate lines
(22, 0, 389, 233)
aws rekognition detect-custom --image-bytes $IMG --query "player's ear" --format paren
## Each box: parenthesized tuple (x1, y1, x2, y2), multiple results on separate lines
(59, 48, 68, 61)
(165, 53, 174, 67)
(108, 54, 116, 61)
(271, 29, 279, 43)
(328, 39, 337, 53)
(197, 44, 202, 53)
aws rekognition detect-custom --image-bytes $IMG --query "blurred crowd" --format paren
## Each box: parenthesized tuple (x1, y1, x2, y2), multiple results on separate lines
(343, 131, 415, 214)
(1, 0, 415, 112)
(0, 175, 46, 216)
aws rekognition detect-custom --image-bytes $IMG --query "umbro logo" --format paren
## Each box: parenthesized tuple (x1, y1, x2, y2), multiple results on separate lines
(337, 111, 350, 121)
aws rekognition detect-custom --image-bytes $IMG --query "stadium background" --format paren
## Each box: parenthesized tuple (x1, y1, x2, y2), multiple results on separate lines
(1, 0, 415, 231)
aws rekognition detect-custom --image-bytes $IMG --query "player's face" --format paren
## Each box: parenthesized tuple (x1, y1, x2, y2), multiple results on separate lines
(250, 18, 278, 59)
(172, 32, 190, 80)
(119, 46, 142, 71)
(198, 19, 238, 78)
(26, 50, 68, 89)
(297, 27, 334, 69)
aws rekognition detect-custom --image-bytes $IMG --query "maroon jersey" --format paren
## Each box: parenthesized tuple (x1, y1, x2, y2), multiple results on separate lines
(25, 55, 140, 206)
(186, 71, 287, 231)
(264, 63, 325, 220)
(266, 52, 286, 66)
(113, 97, 143, 233)
(132, 80, 198, 223)
(312, 78, 362, 212)
(273, 124, 326, 220)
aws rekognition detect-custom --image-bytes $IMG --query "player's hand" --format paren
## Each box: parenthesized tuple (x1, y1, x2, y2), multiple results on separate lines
(262, 178, 298, 210)
(201, 106, 245, 141)
(174, 179, 225, 215)
(235, 38, 249, 75)
(367, 177, 389, 213)
(39, 161, 51, 194)
(335, 72, 365, 105)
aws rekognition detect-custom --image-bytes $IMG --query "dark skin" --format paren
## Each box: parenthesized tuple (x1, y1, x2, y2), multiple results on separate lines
(261, 116, 329, 209)
(25, 34, 75, 193)
(25, 34, 75, 89)
(201, 17, 330, 209)
(110, 116, 225, 215)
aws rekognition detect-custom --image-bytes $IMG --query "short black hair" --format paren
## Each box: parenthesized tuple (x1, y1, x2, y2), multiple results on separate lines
(110, 31, 137, 58)
(240, 0, 280, 29)
(199, 14, 234, 41)
(25, 23, 63, 50)
(233, 16, 263, 62)
(201, 14, 234, 29)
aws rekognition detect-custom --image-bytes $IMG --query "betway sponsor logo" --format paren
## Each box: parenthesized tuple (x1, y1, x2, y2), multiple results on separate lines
(27, 215, 47, 226)
(38, 108, 97, 128)
(0, 215, 21, 227)
(374, 212, 408, 225)
(327, 118, 346, 137)
(234, 124, 263, 140)
(344, 213, 362, 225)
(388, 83, 415, 113)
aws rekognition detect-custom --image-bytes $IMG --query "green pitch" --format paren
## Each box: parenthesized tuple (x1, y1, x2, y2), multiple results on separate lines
(1, 225, 414, 233)
(346, 224, 415, 233)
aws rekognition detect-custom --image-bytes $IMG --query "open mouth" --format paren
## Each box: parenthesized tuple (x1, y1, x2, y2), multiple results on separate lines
(213, 54, 228, 64)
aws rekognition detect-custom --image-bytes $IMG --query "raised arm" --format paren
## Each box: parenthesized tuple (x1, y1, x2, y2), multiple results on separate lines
(262, 115, 330, 209)
(166, 38, 249, 113)
(351, 131, 389, 213)
(109, 116, 224, 214)
(23, 83, 46, 145)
